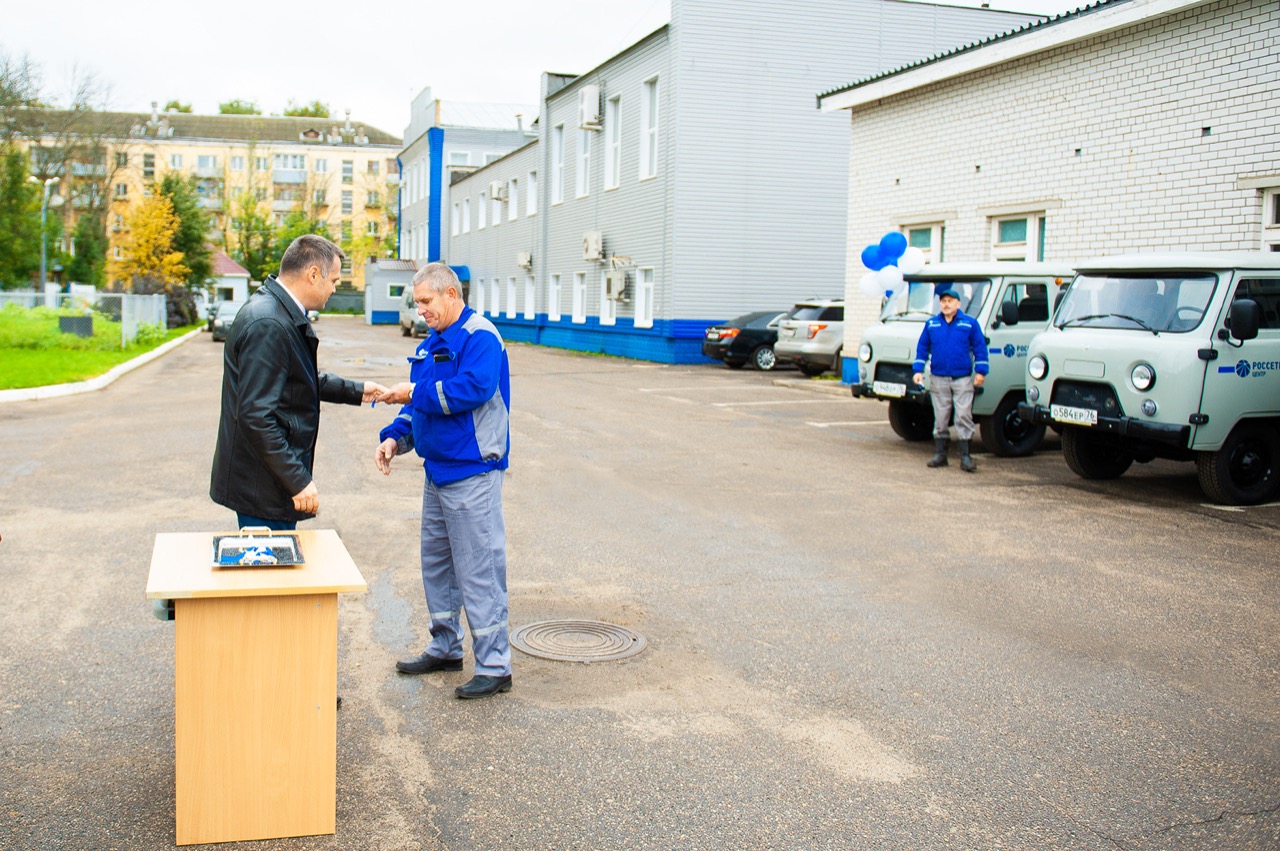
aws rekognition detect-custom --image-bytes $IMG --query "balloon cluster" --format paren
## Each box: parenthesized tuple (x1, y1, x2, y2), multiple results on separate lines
(858, 232, 926, 298)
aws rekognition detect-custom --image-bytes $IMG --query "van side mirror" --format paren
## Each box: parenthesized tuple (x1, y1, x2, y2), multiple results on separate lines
(1229, 298, 1260, 342)
(999, 301, 1019, 326)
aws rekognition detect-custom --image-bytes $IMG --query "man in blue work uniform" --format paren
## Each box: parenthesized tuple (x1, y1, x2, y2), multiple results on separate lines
(912, 287, 988, 472)
(374, 262, 513, 699)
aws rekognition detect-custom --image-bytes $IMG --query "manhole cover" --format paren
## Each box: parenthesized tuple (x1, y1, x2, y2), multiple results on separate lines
(511, 619, 647, 662)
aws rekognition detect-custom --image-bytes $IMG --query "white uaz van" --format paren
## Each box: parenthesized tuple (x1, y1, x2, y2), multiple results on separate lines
(1019, 252, 1280, 505)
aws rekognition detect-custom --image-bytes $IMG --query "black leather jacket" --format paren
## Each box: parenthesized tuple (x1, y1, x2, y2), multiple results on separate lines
(210, 277, 363, 521)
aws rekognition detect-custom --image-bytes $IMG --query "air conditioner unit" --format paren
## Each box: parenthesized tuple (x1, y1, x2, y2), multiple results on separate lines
(582, 230, 604, 261)
(605, 270, 629, 302)
(578, 84, 601, 130)
(516, 251, 532, 270)
(489, 180, 507, 200)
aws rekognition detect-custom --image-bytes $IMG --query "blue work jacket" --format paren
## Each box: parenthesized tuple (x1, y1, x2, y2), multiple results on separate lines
(380, 307, 511, 486)
(913, 310, 990, 378)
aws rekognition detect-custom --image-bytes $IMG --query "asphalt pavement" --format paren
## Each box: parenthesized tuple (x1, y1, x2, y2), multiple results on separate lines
(1, 317, 1277, 850)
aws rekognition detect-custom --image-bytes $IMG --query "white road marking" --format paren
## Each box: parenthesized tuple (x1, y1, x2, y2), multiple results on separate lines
(806, 420, 889, 428)
(710, 399, 847, 407)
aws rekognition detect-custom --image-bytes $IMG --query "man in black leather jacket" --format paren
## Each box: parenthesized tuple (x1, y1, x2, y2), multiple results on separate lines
(210, 235, 384, 529)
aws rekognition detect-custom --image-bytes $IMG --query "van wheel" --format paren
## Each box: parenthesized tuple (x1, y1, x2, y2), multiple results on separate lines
(401, 323, 410, 337)
(752, 345, 776, 371)
(888, 399, 934, 441)
(725, 360, 746, 369)
(799, 362, 828, 377)
(1196, 422, 1280, 505)
(1061, 428, 1133, 479)
(980, 394, 1046, 457)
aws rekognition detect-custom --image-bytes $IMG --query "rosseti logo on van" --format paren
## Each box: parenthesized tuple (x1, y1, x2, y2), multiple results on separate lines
(1217, 359, 1279, 377)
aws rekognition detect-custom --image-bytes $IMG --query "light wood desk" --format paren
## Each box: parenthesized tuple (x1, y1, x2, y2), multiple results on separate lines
(146, 530, 367, 846)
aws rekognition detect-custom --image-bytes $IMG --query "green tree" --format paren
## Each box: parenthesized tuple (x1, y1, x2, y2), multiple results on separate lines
(269, 211, 331, 272)
(283, 99, 329, 118)
(229, 194, 274, 281)
(163, 99, 193, 113)
(218, 99, 260, 115)
(0, 148, 41, 288)
(66, 212, 108, 287)
(157, 173, 213, 288)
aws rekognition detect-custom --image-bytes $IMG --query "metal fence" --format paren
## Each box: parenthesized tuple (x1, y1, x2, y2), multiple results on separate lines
(0, 289, 167, 348)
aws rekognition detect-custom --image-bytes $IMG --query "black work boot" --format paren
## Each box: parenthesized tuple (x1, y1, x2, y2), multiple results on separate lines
(927, 438, 949, 468)
(959, 440, 976, 472)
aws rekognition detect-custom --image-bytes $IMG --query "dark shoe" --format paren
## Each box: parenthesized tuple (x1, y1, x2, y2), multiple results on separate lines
(455, 674, 513, 699)
(959, 440, 976, 472)
(927, 438, 949, 468)
(396, 651, 464, 675)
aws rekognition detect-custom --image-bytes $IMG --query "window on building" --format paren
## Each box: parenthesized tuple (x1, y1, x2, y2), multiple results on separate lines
(492, 191, 502, 226)
(341, 190, 352, 214)
(143, 153, 155, 179)
(472, 278, 485, 314)
(992, 213, 1045, 261)
(506, 277, 517, 319)
(463, 198, 471, 233)
(254, 157, 269, 172)
(489, 278, 500, 316)
(273, 154, 305, 170)
(314, 188, 326, 205)
(387, 159, 398, 176)
(366, 221, 379, 237)
(576, 125, 591, 198)
(113, 245, 122, 260)
(367, 160, 379, 175)
(115, 183, 128, 197)
(231, 156, 245, 171)
(198, 155, 218, 170)
(1263, 189, 1280, 251)
(340, 254, 352, 275)
(548, 274, 561, 322)
(640, 77, 659, 180)
(479, 191, 487, 229)
(255, 188, 268, 201)
(115, 152, 128, 168)
(605, 96, 621, 190)
(341, 222, 353, 241)
(572, 272, 586, 323)
(342, 160, 353, 184)
(274, 212, 287, 227)
(636, 267, 655, 328)
(524, 275, 536, 320)
(367, 190, 380, 207)
(904, 223, 945, 262)
(112, 214, 124, 230)
(448, 151, 470, 166)
(485, 153, 502, 165)
(527, 171, 538, 216)
(551, 125, 564, 204)
(508, 179, 519, 222)
(170, 154, 183, 168)
(599, 271, 616, 325)
(452, 202, 461, 236)
(314, 158, 327, 173)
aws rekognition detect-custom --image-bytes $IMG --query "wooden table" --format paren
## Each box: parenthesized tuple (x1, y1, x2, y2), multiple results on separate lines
(146, 530, 367, 846)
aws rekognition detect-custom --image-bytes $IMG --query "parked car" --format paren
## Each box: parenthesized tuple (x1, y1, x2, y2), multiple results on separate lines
(774, 299, 845, 376)
(851, 262, 1073, 456)
(1019, 252, 1280, 504)
(207, 300, 232, 333)
(702, 310, 788, 370)
(399, 287, 427, 337)
(210, 300, 245, 342)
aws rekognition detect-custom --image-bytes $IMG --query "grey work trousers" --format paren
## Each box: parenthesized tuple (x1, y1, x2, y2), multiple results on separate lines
(930, 374, 976, 440)
(419, 469, 510, 676)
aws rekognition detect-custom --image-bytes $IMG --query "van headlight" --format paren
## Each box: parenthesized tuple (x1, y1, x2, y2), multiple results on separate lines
(1028, 355, 1048, 380)
(1131, 363, 1156, 391)
(858, 343, 872, 362)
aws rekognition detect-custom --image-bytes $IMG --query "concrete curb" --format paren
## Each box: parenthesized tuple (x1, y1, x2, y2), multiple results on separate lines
(0, 328, 204, 404)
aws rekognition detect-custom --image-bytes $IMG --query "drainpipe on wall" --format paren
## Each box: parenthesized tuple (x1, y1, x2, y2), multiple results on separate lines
(427, 127, 444, 263)
(396, 155, 404, 259)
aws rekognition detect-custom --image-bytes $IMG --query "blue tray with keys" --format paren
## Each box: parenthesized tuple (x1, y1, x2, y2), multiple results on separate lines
(211, 527, 305, 568)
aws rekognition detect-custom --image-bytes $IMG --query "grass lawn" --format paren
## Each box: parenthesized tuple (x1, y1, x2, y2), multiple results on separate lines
(0, 303, 198, 390)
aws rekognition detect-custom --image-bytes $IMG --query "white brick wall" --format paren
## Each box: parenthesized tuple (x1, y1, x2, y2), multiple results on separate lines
(841, 0, 1280, 333)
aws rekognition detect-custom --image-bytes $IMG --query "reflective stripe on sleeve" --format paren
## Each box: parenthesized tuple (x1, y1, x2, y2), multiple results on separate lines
(436, 381, 450, 415)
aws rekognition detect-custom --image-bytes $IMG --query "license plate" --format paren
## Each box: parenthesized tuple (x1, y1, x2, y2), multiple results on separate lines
(873, 381, 907, 398)
(1051, 404, 1098, 426)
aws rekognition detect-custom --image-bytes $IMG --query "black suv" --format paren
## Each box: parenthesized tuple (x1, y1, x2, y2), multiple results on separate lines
(702, 310, 788, 370)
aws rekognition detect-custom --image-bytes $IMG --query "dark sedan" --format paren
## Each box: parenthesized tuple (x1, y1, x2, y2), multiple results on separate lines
(702, 310, 788, 370)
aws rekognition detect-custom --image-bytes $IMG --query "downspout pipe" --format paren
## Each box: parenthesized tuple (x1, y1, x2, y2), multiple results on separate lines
(427, 127, 444, 263)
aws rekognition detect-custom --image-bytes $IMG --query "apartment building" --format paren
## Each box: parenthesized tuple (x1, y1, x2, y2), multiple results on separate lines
(819, 0, 1280, 337)
(19, 104, 400, 290)
(444, 0, 1038, 363)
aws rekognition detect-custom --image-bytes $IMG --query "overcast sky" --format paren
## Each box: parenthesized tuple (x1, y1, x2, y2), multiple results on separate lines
(7, 0, 1090, 139)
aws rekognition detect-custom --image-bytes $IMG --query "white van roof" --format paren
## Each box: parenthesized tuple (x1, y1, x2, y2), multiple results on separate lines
(905, 262, 1074, 279)
(1074, 252, 1280, 273)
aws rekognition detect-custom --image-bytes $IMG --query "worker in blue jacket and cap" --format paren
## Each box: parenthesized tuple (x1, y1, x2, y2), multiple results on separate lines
(374, 262, 513, 699)
(912, 286, 988, 472)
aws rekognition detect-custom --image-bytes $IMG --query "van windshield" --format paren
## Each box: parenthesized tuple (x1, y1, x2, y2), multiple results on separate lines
(1055, 273, 1218, 333)
(880, 279, 991, 321)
